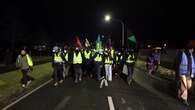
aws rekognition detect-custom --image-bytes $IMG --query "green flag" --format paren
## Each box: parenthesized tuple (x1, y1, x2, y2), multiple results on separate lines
(96, 35, 102, 52)
(128, 35, 136, 43)
(85, 38, 90, 47)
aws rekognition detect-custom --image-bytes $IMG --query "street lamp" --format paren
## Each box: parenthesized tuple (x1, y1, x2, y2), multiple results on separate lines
(104, 14, 125, 48)
(104, 14, 111, 22)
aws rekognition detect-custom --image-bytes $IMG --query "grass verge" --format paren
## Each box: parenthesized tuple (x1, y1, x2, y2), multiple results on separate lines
(0, 56, 52, 74)
(135, 60, 175, 80)
(0, 62, 52, 109)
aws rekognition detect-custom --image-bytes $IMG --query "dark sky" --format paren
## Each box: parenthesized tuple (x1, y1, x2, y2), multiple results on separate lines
(0, 0, 194, 47)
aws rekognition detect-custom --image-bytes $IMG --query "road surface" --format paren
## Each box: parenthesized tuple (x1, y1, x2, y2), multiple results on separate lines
(4, 70, 195, 110)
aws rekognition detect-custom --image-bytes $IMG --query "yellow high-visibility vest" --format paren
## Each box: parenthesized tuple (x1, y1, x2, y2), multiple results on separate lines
(116, 56, 123, 61)
(17, 54, 33, 67)
(126, 54, 135, 64)
(105, 57, 111, 64)
(84, 51, 91, 59)
(94, 54, 102, 62)
(73, 52, 82, 64)
(54, 53, 63, 63)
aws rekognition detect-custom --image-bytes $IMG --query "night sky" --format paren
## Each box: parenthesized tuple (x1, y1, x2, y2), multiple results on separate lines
(0, 0, 194, 47)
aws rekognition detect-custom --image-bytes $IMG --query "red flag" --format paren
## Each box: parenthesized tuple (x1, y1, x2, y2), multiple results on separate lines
(75, 36, 83, 48)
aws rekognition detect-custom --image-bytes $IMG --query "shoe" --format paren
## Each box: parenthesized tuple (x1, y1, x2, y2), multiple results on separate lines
(183, 100, 190, 106)
(127, 78, 133, 85)
(22, 84, 26, 88)
(27, 80, 32, 86)
(54, 82, 58, 86)
(59, 80, 63, 84)
(79, 78, 82, 82)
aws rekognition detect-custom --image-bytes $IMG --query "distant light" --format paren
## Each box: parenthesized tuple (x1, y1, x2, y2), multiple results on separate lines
(164, 43, 167, 47)
(105, 14, 111, 22)
(147, 45, 151, 48)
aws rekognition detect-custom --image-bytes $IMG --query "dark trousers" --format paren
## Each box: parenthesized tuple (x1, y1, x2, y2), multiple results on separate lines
(83, 60, 91, 76)
(94, 63, 102, 80)
(127, 64, 134, 81)
(73, 64, 82, 80)
(63, 63, 71, 78)
(53, 63, 64, 82)
(21, 69, 33, 85)
(114, 63, 121, 74)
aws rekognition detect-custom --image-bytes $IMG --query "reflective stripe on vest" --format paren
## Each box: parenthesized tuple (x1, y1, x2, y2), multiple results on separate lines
(84, 51, 91, 59)
(94, 55, 102, 62)
(111, 49, 114, 58)
(54, 53, 63, 63)
(26, 54, 33, 66)
(116, 56, 118, 61)
(126, 54, 135, 64)
(73, 52, 82, 64)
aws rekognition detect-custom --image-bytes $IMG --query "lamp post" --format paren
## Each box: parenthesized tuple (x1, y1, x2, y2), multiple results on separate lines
(104, 14, 125, 48)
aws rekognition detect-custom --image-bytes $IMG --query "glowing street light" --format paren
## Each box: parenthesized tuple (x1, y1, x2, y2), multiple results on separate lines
(104, 14, 125, 48)
(104, 14, 111, 22)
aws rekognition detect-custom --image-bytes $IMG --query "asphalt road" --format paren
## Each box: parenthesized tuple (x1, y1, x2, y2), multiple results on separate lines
(5, 71, 195, 110)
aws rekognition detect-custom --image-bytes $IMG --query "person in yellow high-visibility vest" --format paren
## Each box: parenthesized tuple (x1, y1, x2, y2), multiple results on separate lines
(104, 50, 114, 82)
(125, 49, 136, 84)
(114, 51, 123, 78)
(52, 46, 65, 86)
(72, 47, 84, 83)
(16, 49, 34, 88)
(83, 48, 92, 76)
(93, 51, 103, 81)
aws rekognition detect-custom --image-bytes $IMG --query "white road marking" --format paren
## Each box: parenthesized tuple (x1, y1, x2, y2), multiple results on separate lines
(54, 96, 71, 110)
(107, 96, 115, 110)
(2, 79, 52, 110)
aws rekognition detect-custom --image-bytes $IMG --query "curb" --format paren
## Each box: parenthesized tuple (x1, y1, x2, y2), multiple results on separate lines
(133, 68, 195, 98)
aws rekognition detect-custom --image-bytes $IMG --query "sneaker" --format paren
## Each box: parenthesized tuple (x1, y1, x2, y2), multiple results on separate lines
(22, 84, 26, 88)
(54, 82, 58, 86)
(59, 80, 63, 84)
(79, 77, 82, 82)
(127, 78, 133, 85)
(27, 80, 32, 86)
